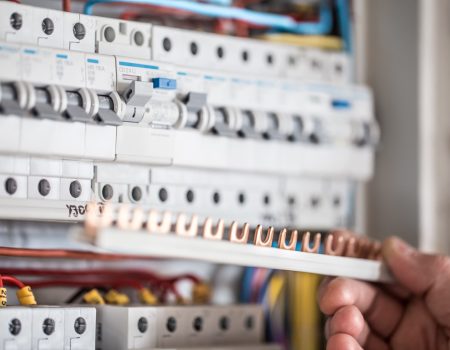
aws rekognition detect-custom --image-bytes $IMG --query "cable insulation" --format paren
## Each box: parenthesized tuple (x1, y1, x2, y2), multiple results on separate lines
(83, 0, 333, 35)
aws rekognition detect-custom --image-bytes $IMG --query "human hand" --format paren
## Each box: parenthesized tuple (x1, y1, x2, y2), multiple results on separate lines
(318, 236, 450, 349)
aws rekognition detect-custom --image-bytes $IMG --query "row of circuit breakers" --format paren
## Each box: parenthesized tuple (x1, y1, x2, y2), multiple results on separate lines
(0, 304, 279, 350)
(0, 2, 378, 230)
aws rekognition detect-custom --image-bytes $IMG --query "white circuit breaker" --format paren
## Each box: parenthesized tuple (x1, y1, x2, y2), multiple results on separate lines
(96, 305, 263, 350)
(0, 306, 96, 350)
(0, 1, 378, 230)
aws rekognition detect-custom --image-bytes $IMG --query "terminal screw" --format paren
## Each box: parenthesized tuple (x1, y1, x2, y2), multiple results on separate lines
(10, 13, 22, 30)
(166, 317, 177, 333)
(193, 317, 203, 332)
(38, 179, 51, 197)
(42, 318, 55, 335)
(42, 18, 54, 35)
(70, 181, 82, 199)
(138, 317, 148, 333)
(5, 178, 17, 195)
(102, 184, 114, 201)
(74, 317, 86, 335)
(131, 186, 142, 202)
(219, 316, 229, 331)
(9, 319, 21, 336)
(73, 22, 86, 40)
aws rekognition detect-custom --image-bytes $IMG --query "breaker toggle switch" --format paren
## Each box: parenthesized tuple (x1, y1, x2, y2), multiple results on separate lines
(32, 87, 64, 121)
(262, 113, 286, 140)
(237, 110, 266, 139)
(122, 80, 153, 123)
(95, 94, 123, 126)
(181, 92, 211, 131)
(64, 91, 92, 123)
(0, 83, 24, 116)
(211, 107, 241, 137)
(152, 77, 177, 90)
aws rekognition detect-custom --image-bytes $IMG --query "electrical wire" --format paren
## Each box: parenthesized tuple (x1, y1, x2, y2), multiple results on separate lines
(83, 0, 333, 35)
(267, 273, 287, 346)
(257, 269, 275, 303)
(0, 246, 152, 260)
(336, 0, 352, 53)
(0, 268, 201, 287)
(1, 275, 26, 289)
(240, 267, 255, 302)
(260, 33, 343, 50)
(1, 268, 200, 303)
(23, 278, 145, 290)
(63, 0, 71, 12)
(250, 268, 269, 302)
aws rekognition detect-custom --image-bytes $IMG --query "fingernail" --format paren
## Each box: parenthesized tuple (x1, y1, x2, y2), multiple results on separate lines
(384, 237, 414, 258)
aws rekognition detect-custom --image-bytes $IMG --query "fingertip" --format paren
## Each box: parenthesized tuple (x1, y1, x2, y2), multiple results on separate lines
(319, 277, 356, 315)
(382, 236, 414, 261)
(382, 236, 449, 295)
(327, 334, 363, 350)
(329, 305, 365, 340)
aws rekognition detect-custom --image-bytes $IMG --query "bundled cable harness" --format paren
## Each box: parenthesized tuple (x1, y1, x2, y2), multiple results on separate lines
(0, 268, 207, 306)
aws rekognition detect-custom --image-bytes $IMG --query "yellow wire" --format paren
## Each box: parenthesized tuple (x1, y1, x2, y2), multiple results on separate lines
(268, 273, 285, 307)
(290, 272, 321, 350)
(260, 34, 343, 51)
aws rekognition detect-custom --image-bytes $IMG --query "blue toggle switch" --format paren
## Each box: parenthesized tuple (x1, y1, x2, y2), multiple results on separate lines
(152, 77, 177, 90)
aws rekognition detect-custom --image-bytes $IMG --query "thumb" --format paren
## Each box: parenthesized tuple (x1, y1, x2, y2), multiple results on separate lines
(382, 236, 450, 328)
(382, 236, 449, 295)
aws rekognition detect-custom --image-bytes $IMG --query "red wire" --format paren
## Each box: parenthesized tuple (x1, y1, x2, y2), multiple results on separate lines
(120, 11, 140, 21)
(1, 269, 198, 302)
(108, 2, 192, 17)
(0, 268, 201, 284)
(0, 275, 3, 288)
(1, 275, 25, 289)
(63, 0, 71, 12)
(23, 278, 144, 290)
(0, 246, 151, 260)
(8, 0, 21, 3)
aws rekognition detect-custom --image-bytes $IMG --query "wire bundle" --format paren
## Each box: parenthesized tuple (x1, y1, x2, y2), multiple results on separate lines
(83, 0, 333, 35)
(0, 268, 205, 305)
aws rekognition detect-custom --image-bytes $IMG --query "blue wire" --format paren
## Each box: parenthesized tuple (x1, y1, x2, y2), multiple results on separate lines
(336, 0, 352, 52)
(240, 266, 255, 303)
(83, 0, 333, 35)
(207, 0, 233, 5)
(199, 0, 233, 5)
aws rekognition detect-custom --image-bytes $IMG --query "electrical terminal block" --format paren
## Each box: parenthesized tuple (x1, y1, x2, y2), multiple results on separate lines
(94, 17, 152, 60)
(95, 304, 264, 350)
(63, 306, 97, 350)
(0, 306, 96, 350)
(0, 306, 33, 350)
